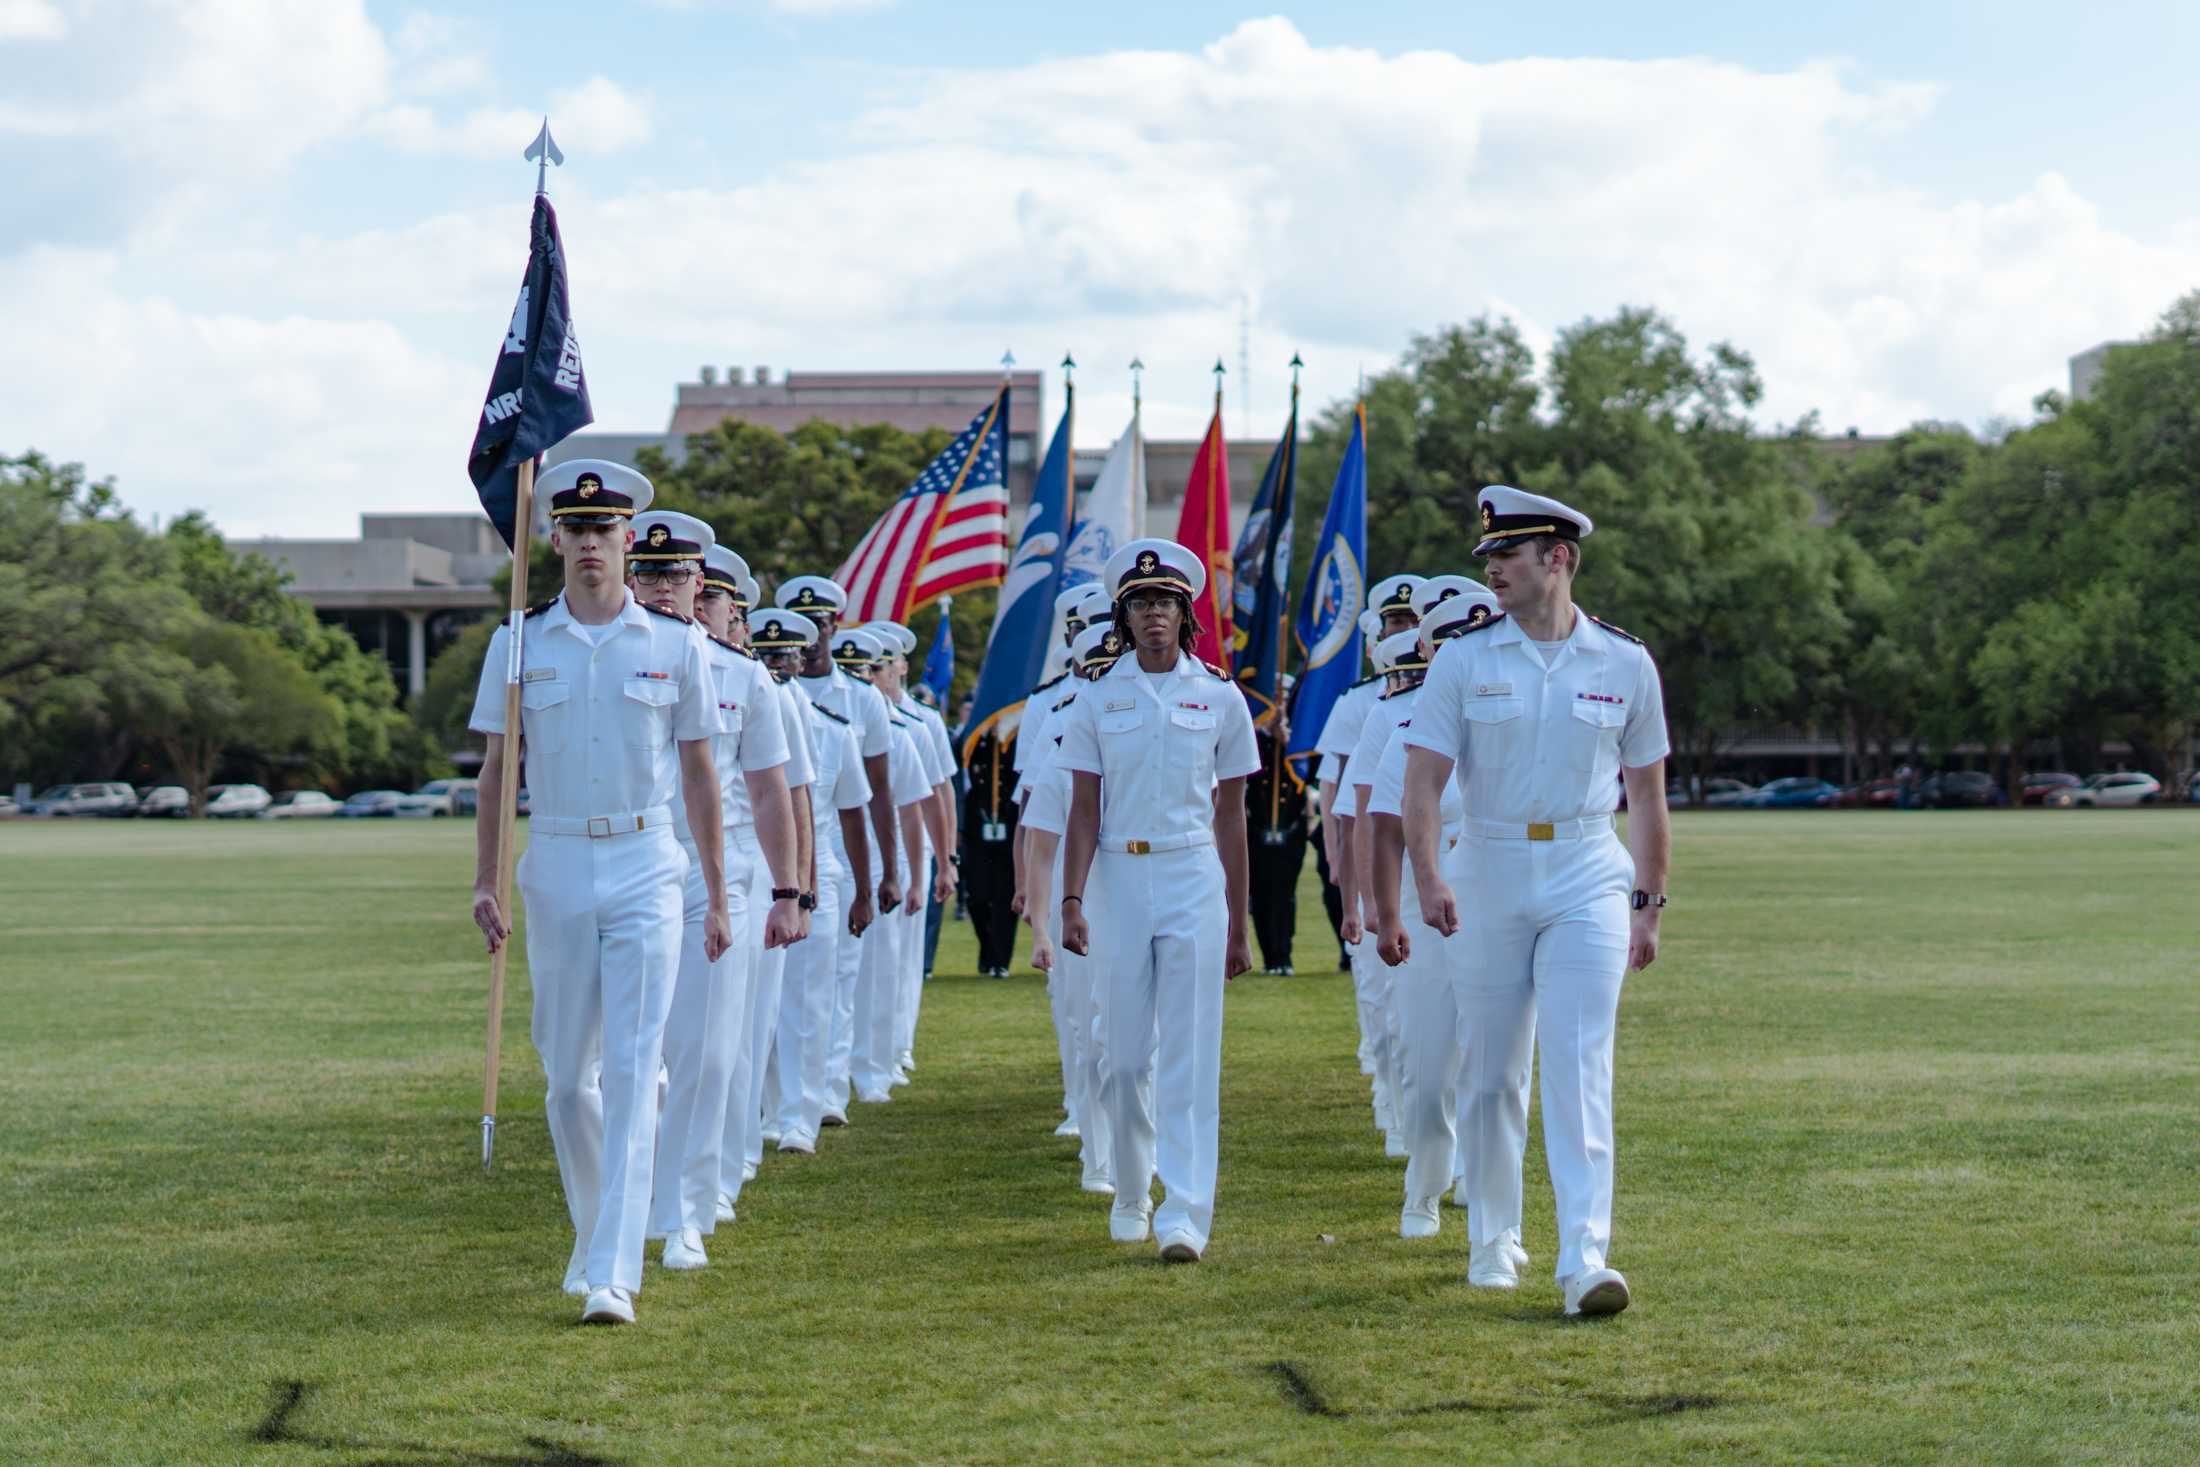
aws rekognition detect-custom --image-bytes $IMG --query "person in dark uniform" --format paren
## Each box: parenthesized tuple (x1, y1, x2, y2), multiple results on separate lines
(1245, 707, 1310, 974)
(959, 724, 1022, 976)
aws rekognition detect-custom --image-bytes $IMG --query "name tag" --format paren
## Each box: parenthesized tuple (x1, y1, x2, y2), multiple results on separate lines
(1474, 683, 1512, 697)
(980, 821, 1009, 842)
(1577, 692, 1625, 705)
(1104, 698, 1135, 712)
(522, 667, 555, 683)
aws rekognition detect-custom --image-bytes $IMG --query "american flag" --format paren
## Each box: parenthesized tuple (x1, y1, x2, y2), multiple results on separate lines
(836, 387, 1013, 622)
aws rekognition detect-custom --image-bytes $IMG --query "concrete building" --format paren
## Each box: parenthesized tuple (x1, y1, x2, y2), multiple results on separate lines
(228, 514, 501, 699)
(2069, 342, 2133, 402)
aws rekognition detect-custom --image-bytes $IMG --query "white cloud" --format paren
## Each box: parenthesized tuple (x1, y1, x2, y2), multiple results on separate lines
(0, 0, 65, 41)
(366, 77, 654, 159)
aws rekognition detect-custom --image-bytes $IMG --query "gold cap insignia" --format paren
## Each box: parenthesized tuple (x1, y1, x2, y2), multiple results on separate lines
(1468, 605, 1490, 626)
(1137, 550, 1159, 575)
(794, 588, 818, 607)
(765, 620, 782, 640)
(647, 525, 669, 547)
(1437, 587, 1459, 602)
(1479, 501, 1494, 531)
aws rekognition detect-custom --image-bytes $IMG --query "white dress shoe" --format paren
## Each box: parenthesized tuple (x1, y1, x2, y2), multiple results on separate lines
(741, 1161, 758, 1183)
(820, 1109, 848, 1128)
(562, 1244, 589, 1297)
(856, 1089, 892, 1105)
(1563, 1266, 1630, 1317)
(1383, 1131, 1407, 1159)
(1053, 1116, 1081, 1138)
(1108, 1201, 1153, 1243)
(777, 1131, 816, 1155)
(662, 1228, 709, 1271)
(1468, 1232, 1523, 1289)
(1157, 1230, 1202, 1264)
(898, 1051, 916, 1072)
(714, 1192, 735, 1224)
(1080, 1175, 1116, 1196)
(888, 1069, 910, 1089)
(761, 1127, 782, 1146)
(1399, 1199, 1442, 1239)
(581, 1286, 636, 1325)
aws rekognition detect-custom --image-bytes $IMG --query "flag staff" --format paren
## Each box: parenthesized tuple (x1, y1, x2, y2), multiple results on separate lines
(482, 119, 562, 1171)
(1272, 351, 1303, 825)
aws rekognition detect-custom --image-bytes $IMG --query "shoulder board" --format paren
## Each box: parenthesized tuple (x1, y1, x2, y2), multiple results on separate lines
(1202, 660, 1229, 681)
(1589, 614, 1641, 645)
(1455, 613, 1507, 638)
(1031, 672, 1068, 695)
(641, 602, 691, 624)
(1052, 693, 1077, 713)
(707, 632, 754, 658)
(807, 701, 850, 726)
(1349, 671, 1382, 690)
(523, 599, 557, 619)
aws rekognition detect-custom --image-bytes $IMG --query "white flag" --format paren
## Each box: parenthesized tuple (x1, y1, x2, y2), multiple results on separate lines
(1062, 407, 1144, 596)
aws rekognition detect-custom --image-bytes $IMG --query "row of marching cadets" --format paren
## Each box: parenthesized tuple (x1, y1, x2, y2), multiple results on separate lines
(1314, 486, 1673, 1317)
(467, 459, 958, 1326)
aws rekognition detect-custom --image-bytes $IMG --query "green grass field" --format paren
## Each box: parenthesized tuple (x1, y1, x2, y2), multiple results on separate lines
(2, 812, 2196, 1465)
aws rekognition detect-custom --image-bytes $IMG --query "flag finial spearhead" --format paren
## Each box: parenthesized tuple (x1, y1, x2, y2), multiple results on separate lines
(524, 118, 564, 195)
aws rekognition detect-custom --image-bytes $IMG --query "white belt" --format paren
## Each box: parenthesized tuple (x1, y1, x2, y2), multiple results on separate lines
(1465, 814, 1612, 843)
(1100, 830, 1213, 855)
(533, 806, 672, 839)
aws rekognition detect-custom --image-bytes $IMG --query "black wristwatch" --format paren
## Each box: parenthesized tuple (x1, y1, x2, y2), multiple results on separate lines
(772, 887, 801, 903)
(1631, 890, 1667, 911)
(797, 891, 817, 912)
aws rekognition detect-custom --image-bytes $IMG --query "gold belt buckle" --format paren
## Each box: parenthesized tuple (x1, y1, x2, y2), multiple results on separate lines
(1126, 839, 1151, 855)
(1527, 822, 1555, 841)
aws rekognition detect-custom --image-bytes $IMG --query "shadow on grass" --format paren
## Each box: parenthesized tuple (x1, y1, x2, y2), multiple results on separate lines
(251, 1380, 619, 1466)
(1261, 1362, 1723, 1424)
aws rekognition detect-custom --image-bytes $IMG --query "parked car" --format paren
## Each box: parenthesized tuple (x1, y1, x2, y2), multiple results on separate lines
(136, 785, 191, 818)
(1747, 776, 1841, 809)
(25, 782, 139, 817)
(261, 789, 339, 819)
(0, 794, 16, 817)
(2049, 772, 2161, 808)
(1919, 771, 2008, 809)
(204, 783, 272, 818)
(392, 778, 477, 818)
(1701, 778, 1759, 809)
(2188, 772, 2200, 805)
(1835, 777, 1903, 809)
(2020, 772, 2083, 806)
(336, 789, 407, 818)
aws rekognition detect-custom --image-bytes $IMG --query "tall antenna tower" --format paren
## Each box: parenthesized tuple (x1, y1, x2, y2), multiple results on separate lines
(1237, 295, 1252, 437)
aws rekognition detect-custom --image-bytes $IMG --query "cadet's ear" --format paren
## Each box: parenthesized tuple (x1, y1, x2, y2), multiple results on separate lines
(548, 526, 563, 554)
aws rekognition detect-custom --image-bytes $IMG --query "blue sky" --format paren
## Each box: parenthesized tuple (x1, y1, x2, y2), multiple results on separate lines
(3, 1, 2194, 535)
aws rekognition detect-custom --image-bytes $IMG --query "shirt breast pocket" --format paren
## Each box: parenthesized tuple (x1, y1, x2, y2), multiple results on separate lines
(1097, 710, 1145, 737)
(1463, 696, 1525, 768)
(1568, 700, 1627, 769)
(623, 678, 679, 749)
(520, 680, 571, 753)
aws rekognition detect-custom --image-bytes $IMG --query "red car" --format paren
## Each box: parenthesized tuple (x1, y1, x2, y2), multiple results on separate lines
(1835, 778, 1903, 808)
(2021, 772, 2082, 806)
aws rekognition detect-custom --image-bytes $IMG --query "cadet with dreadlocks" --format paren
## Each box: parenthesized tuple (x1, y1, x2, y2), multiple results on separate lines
(1058, 539, 1259, 1264)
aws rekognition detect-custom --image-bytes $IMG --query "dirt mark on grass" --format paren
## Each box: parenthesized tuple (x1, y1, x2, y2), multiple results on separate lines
(1262, 1362, 1722, 1424)
(252, 1379, 620, 1466)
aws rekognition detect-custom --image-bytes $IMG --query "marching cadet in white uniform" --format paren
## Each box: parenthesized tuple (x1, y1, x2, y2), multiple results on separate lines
(469, 461, 754, 1326)
(1011, 584, 1109, 950)
(1058, 539, 1260, 1263)
(1334, 630, 1415, 1157)
(622, 515, 801, 1271)
(775, 578, 903, 1124)
(836, 627, 936, 1105)
(1021, 620, 1130, 1195)
(1015, 638, 1090, 1134)
(1401, 487, 1670, 1316)
(754, 610, 876, 1150)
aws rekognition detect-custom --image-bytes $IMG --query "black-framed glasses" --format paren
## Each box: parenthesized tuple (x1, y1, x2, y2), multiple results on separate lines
(1123, 592, 1180, 613)
(633, 565, 699, 586)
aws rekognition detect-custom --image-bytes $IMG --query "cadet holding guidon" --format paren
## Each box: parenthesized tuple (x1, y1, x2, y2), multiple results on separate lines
(468, 461, 764, 1326)
(1058, 539, 1260, 1263)
(1400, 486, 1671, 1316)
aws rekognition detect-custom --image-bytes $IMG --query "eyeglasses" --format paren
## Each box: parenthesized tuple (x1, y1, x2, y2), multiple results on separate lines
(633, 566, 699, 586)
(1123, 593, 1181, 614)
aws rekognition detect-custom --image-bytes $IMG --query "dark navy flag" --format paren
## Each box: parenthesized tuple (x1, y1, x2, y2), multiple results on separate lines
(959, 385, 1075, 761)
(1285, 402, 1369, 777)
(923, 598, 955, 706)
(1231, 391, 1297, 725)
(467, 195, 593, 549)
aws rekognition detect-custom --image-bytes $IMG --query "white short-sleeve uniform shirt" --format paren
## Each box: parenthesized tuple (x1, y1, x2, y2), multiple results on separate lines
(794, 700, 871, 868)
(800, 665, 893, 765)
(1401, 611, 1669, 825)
(1314, 676, 1383, 783)
(895, 694, 957, 788)
(700, 635, 792, 833)
(1345, 686, 1415, 810)
(1016, 688, 1082, 835)
(468, 593, 720, 819)
(1054, 653, 1261, 842)
(771, 675, 817, 792)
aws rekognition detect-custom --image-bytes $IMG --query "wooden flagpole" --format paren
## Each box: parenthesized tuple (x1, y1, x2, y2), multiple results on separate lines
(482, 457, 534, 1169)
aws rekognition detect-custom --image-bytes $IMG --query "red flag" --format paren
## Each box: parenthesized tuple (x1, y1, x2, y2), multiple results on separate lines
(1174, 397, 1233, 670)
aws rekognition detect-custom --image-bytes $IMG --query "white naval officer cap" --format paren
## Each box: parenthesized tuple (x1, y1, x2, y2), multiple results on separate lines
(628, 510, 715, 570)
(749, 608, 818, 651)
(1357, 609, 1383, 643)
(777, 575, 848, 617)
(1368, 573, 1427, 617)
(1376, 628, 1427, 673)
(831, 624, 887, 668)
(701, 545, 749, 598)
(1071, 621, 1127, 673)
(1420, 586, 1501, 641)
(1411, 574, 1489, 619)
(736, 573, 760, 611)
(864, 621, 919, 657)
(1055, 583, 1100, 623)
(542, 459, 652, 524)
(1103, 538, 1206, 601)
(1475, 485, 1593, 557)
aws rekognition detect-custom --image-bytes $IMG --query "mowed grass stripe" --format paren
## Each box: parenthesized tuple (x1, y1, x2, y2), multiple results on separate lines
(0, 813, 2195, 1464)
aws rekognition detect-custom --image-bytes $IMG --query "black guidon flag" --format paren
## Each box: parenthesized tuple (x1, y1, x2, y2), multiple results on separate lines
(467, 195, 593, 549)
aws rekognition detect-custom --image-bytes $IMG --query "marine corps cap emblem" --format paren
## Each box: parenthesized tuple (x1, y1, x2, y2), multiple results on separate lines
(578, 473, 601, 498)
(648, 525, 669, 547)
(1468, 605, 1491, 626)
(1479, 500, 1494, 531)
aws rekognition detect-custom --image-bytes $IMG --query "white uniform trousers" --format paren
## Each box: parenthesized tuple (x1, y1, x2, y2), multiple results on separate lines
(895, 849, 932, 1063)
(649, 835, 753, 1239)
(1045, 844, 1079, 1115)
(1045, 854, 1114, 1187)
(518, 824, 685, 1295)
(713, 829, 768, 1203)
(741, 943, 788, 1177)
(850, 900, 904, 1098)
(824, 866, 864, 1112)
(1454, 831, 1632, 1278)
(773, 850, 844, 1139)
(1092, 843, 1226, 1250)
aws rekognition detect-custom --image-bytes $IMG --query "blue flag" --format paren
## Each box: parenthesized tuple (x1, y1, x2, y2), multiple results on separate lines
(1231, 391, 1297, 725)
(468, 195, 592, 549)
(959, 385, 1076, 761)
(923, 599, 955, 707)
(1285, 402, 1369, 775)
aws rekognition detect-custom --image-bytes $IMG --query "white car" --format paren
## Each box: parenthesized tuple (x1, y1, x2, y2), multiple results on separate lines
(261, 790, 339, 819)
(392, 778, 476, 818)
(2050, 772, 2161, 808)
(204, 783, 273, 818)
(137, 786, 190, 818)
